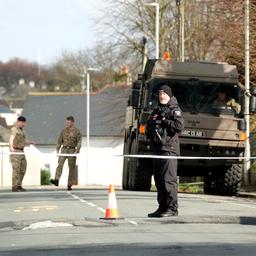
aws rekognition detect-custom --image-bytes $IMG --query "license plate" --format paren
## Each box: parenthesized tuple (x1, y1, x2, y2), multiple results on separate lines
(181, 130, 205, 137)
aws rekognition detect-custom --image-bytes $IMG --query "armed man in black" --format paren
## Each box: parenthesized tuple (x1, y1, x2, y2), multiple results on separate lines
(147, 85, 184, 217)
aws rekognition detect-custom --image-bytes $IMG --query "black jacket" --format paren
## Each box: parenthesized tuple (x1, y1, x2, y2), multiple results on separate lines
(146, 96, 184, 155)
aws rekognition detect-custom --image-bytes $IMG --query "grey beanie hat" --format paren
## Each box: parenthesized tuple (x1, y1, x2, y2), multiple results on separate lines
(158, 85, 172, 98)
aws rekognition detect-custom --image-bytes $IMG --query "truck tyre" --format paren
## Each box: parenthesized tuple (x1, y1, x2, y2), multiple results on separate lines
(221, 163, 242, 196)
(204, 164, 242, 196)
(122, 136, 131, 190)
(128, 139, 153, 191)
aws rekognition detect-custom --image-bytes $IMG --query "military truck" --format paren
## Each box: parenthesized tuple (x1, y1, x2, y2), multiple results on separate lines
(122, 59, 256, 196)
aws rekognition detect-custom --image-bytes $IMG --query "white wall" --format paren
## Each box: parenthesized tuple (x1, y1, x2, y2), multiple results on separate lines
(0, 143, 41, 187)
(0, 113, 18, 126)
(0, 137, 124, 187)
(39, 136, 124, 187)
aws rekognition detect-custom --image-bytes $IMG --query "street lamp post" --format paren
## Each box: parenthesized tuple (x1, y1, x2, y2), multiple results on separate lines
(85, 67, 99, 184)
(244, 0, 251, 185)
(145, 2, 159, 59)
(176, 0, 185, 62)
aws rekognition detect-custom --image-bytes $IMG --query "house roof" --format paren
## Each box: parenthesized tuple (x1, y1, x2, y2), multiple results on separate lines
(22, 86, 130, 145)
(0, 104, 13, 114)
(4, 98, 26, 109)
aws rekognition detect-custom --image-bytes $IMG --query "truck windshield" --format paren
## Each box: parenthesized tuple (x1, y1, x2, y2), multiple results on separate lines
(147, 79, 243, 115)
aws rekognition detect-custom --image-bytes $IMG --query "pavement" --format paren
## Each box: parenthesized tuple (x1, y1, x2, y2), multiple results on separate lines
(238, 191, 256, 198)
(1, 184, 256, 196)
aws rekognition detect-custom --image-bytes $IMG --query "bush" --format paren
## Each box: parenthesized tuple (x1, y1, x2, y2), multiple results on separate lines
(178, 183, 203, 193)
(41, 169, 51, 185)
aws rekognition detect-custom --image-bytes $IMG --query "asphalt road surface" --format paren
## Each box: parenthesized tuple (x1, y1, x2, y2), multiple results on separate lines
(0, 187, 256, 256)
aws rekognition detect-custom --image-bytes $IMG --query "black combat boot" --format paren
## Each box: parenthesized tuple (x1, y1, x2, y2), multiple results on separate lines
(67, 185, 72, 191)
(50, 179, 59, 186)
(148, 207, 165, 218)
(17, 186, 26, 192)
(160, 209, 178, 217)
(12, 186, 19, 192)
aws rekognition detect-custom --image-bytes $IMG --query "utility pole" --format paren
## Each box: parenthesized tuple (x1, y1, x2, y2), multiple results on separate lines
(177, 0, 185, 62)
(141, 37, 148, 72)
(244, 0, 251, 185)
(145, 2, 159, 59)
(85, 67, 99, 184)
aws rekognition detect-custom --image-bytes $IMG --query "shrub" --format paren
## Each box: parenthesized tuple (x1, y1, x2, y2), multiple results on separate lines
(41, 169, 51, 185)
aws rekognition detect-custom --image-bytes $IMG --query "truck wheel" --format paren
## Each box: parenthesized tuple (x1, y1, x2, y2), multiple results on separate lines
(204, 164, 242, 196)
(128, 139, 153, 191)
(222, 163, 242, 196)
(122, 137, 130, 190)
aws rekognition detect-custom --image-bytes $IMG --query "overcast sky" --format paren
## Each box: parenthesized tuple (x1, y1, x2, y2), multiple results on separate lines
(0, 0, 104, 64)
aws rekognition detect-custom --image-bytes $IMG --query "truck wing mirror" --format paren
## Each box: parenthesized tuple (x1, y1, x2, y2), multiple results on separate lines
(131, 80, 142, 108)
(250, 86, 256, 113)
(131, 88, 140, 107)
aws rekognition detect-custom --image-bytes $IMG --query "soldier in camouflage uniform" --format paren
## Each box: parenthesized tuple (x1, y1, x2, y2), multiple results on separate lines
(9, 116, 31, 192)
(50, 116, 81, 190)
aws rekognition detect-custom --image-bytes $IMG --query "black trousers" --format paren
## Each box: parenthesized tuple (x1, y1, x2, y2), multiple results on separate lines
(153, 152, 178, 212)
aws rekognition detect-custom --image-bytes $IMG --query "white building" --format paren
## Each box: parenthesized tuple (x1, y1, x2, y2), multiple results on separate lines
(0, 104, 18, 126)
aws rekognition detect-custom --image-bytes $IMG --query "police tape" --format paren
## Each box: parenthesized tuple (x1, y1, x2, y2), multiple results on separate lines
(2, 151, 79, 157)
(1, 151, 256, 160)
(120, 154, 255, 160)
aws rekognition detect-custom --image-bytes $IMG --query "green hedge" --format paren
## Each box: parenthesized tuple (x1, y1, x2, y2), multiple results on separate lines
(41, 169, 51, 185)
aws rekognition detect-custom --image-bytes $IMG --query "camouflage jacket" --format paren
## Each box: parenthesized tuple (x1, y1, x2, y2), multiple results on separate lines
(56, 127, 82, 153)
(212, 98, 241, 114)
(10, 126, 26, 149)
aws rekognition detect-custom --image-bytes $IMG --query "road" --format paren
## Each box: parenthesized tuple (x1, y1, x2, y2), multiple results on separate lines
(0, 187, 256, 255)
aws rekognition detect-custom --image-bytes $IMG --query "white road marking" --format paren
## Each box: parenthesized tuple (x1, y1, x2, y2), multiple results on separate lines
(97, 207, 106, 213)
(14, 205, 58, 213)
(79, 199, 87, 203)
(129, 220, 138, 225)
(67, 192, 139, 226)
(86, 202, 96, 207)
(23, 221, 73, 231)
(46, 207, 55, 211)
(67, 192, 103, 214)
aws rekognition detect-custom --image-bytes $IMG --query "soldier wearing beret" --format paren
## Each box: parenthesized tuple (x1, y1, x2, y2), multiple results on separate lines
(9, 116, 33, 192)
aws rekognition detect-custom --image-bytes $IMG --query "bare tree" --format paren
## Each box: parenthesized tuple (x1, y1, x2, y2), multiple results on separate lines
(54, 42, 122, 91)
(99, 0, 179, 71)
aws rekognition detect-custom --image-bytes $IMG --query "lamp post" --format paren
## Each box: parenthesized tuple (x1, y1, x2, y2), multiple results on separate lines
(85, 67, 99, 184)
(145, 2, 159, 59)
(176, 0, 185, 62)
(244, 0, 251, 185)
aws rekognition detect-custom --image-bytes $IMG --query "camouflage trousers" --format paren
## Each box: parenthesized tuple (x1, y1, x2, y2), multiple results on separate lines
(55, 148, 77, 186)
(11, 153, 27, 188)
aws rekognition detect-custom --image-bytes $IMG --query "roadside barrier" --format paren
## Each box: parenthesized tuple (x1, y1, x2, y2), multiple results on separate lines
(120, 154, 254, 160)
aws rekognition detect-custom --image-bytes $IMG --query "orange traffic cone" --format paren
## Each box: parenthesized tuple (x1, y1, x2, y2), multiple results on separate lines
(102, 184, 122, 220)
